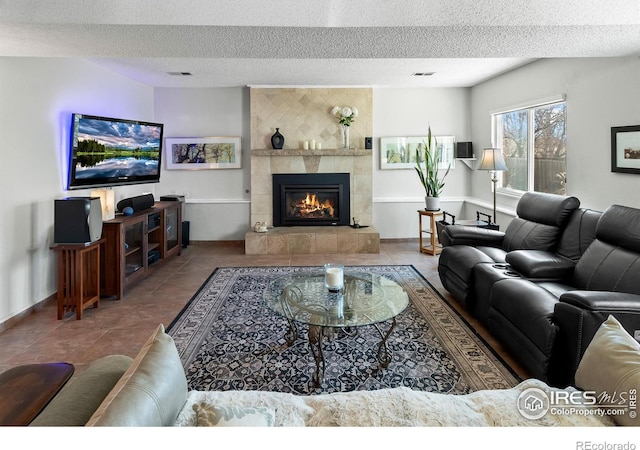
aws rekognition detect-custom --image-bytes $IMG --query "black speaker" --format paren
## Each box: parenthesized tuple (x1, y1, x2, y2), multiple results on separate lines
(182, 221, 190, 248)
(365, 137, 372, 149)
(456, 142, 473, 159)
(54, 197, 103, 244)
(117, 193, 155, 213)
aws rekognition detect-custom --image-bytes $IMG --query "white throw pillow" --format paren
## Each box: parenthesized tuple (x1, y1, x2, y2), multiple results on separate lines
(192, 402, 275, 427)
(575, 315, 640, 426)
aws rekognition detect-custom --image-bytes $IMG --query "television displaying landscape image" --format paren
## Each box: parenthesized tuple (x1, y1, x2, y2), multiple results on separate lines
(67, 113, 164, 189)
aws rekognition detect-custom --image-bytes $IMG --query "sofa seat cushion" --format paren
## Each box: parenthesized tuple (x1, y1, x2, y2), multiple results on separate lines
(575, 315, 640, 426)
(86, 324, 188, 426)
(30, 355, 132, 427)
(533, 281, 575, 299)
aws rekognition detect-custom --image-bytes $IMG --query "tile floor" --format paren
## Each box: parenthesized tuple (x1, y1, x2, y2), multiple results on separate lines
(0, 240, 530, 380)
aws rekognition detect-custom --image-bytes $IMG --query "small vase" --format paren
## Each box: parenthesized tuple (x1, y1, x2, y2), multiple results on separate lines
(341, 125, 350, 149)
(271, 128, 284, 149)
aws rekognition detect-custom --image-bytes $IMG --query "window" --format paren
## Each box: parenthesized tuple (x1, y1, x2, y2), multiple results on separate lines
(493, 100, 567, 195)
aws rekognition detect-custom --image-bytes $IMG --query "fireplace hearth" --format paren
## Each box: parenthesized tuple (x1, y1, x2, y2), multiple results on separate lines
(273, 173, 350, 226)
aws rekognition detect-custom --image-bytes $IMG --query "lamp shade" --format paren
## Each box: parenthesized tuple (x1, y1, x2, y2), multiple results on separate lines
(478, 148, 508, 171)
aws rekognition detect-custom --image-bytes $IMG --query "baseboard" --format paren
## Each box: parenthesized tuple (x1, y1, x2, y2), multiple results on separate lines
(0, 294, 56, 333)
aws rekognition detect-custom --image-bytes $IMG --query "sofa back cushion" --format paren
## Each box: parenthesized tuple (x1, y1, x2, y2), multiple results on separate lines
(572, 205, 640, 294)
(502, 219, 561, 251)
(502, 193, 580, 252)
(85, 324, 188, 426)
(516, 192, 580, 227)
(556, 208, 601, 261)
(595, 204, 640, 253)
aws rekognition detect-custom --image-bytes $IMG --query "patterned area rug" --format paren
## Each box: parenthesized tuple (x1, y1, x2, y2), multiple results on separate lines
(167, 265, 520, 395)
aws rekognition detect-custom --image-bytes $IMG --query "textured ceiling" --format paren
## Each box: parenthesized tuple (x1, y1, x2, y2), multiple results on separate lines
(1, 0, 639, 88)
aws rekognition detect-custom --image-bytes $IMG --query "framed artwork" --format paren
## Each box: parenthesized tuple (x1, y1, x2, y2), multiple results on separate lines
(611, 125, 640, 174)
(165, 136, 242, 170)
(380, 136, 455, 170)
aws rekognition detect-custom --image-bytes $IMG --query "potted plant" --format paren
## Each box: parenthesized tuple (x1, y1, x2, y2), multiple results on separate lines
(414, 126, 451, 211)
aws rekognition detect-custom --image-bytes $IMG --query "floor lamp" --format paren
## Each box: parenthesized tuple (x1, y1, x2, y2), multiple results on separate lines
(478, 148, 508, 225)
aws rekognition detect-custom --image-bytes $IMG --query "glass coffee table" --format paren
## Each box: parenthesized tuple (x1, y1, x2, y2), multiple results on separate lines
(264, 270, 409, 386)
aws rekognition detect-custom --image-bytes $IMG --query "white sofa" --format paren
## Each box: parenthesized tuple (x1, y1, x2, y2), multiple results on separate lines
(31, 316, 639, 427)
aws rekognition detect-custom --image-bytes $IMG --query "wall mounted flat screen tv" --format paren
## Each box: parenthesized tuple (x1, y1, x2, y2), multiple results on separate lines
(67, 113, 164, 190)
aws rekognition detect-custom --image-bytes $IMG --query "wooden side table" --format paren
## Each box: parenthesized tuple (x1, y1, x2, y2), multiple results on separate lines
(51, 238, 104, 319)
(418, 210, 444, 255)
(0, 363, 74, 425)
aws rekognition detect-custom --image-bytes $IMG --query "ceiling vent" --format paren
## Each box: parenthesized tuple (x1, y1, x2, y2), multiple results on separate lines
(412, 72, 435, 77)
(168, 72, 193, 76)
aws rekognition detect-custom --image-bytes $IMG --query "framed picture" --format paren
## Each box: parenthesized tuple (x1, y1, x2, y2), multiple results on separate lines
(165, 137, 242, 170)
(611, 125, 640, 174)
(380, 136, 455, 170)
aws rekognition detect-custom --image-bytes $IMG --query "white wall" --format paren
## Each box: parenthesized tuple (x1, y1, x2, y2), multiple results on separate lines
(154, 86, 472, 240)
(372, 87, 472, 238)
(153, 87, 251, 241)
(470, 57, 640, 215)
(2, 56, 638, 325)
(0, 57, 155, 324)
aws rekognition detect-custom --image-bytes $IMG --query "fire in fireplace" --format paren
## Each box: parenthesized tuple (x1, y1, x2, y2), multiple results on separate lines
(273, 173, 350, 226)
(288, 192, 336, 219)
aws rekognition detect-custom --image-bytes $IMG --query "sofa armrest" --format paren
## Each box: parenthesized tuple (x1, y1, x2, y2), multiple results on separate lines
(551, 291, 640, 387)
(505, 250, 575, 279)
(560, 290, 640, 311)
(439, 225, 505, 247)
(30, 355, 132, 426)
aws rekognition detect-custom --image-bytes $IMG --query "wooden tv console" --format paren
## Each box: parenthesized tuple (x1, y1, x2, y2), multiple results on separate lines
(101, 201, 182, 299)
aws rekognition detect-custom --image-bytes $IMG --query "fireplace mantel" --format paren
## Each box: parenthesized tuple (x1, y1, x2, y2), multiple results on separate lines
(251, 148, 371, 156)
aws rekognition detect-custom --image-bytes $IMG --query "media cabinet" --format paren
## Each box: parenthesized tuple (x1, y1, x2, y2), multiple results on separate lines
(101, 201, 182, 299)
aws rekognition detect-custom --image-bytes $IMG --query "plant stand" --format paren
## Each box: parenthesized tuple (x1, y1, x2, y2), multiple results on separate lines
(418, 209, 444, 255)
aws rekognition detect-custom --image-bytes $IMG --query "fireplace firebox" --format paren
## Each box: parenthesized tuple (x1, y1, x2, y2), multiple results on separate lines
(272, 173, 350, 226)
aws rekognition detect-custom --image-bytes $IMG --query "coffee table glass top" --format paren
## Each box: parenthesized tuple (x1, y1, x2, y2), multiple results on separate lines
(264, 271, 409, 328)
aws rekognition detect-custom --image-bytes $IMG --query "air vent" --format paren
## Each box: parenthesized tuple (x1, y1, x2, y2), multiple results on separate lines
(167, 72, 193, 76)
(412, 72, 435, 77)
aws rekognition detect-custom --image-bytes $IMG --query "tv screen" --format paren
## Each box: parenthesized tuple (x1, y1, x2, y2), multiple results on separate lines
(67, 113, 163, 190)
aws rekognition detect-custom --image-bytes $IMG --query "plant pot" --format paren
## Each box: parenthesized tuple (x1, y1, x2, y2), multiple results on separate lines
(425, 196, 440, 211)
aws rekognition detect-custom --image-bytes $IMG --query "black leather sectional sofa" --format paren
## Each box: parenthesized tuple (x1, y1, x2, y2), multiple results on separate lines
(438, 192, 640, 387)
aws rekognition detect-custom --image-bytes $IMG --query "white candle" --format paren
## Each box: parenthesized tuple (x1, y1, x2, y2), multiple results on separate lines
(317, 142, 322, 150)
(303, 141, 309, 150)
(325, 266, 344, 290)
(310, 139, 316, 150)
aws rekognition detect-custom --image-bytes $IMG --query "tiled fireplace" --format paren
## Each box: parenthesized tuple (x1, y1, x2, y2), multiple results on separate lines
(245, 87, 379, 255)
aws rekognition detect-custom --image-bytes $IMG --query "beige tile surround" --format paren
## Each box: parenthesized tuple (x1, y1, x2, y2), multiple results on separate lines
(245, 225, 380, 255)
(247, 87, 378, 255)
